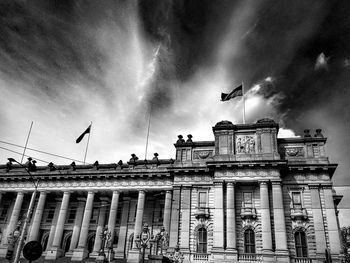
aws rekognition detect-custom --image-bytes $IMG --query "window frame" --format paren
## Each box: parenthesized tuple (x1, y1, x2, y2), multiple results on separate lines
(291, 191, 303, 209)
(295, 230, 308, 258)
(244, 229, 256, 253)
(243, 191, 253, 208)
(198, 191, 208, 209)
(197, 227, 207, 253)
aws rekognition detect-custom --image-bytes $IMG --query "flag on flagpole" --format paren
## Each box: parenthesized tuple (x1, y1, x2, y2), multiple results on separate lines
(76, 125, 91, 143)
(221, 84, 243, 101)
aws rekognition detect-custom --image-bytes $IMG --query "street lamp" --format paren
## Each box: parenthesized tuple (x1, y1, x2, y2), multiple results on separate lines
(7, 158, 40, 263)
(98, 226, 111, 263)
(135, 223, 151, 263)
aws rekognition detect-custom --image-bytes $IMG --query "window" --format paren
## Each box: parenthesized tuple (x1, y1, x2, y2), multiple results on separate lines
(295, 231, 308, 257)
(0, 204, 9, 221)
(90, 208, 99, 224)
(243, 192, 253, 208)
(66, 207, 76, 224)
(198, 192, 207, 208)
(244, 229, 255, 253)
(46, 206, 56, 223)
(197, 228, 207, 253)
(292, 192, 302, 209)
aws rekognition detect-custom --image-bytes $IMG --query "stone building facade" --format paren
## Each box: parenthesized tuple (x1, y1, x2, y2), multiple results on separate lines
(0, 119, 343, 263)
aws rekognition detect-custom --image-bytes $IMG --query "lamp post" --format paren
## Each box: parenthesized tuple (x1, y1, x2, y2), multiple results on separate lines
(7, 158, 40, 263)
(135, 223, 151, 263)
(5, 223, 21, 261)
(98, 226, 111, 263)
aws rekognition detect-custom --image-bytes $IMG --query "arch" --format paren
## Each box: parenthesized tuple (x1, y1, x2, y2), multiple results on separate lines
(41, 231, 50, 251)
(61, 231, 72, 253)
(294, 230, 308, 257)
(87, 232, 96, 256)
(244, 229, 255, 253)
(126, 233, 134, 259)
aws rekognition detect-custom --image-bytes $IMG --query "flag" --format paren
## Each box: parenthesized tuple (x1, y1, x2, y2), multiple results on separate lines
(76, 125, 91, 143)
(221, 84, 243, 101)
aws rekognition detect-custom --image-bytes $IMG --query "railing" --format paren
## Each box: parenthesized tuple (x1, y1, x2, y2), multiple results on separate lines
(293, 257, 313, 263)
(238, 253, 262, 262)
(240, 207, 257, 219)
(194, 207, 210, 219)
(290, 208, 308, 220)
(192, 253, 210, 262)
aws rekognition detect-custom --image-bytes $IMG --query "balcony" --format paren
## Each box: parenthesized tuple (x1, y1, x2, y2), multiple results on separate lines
(241, 207, 257, 220)
(194, 207, 210, 219)
(290, 207, 308, 221)
(192, 253, 209, 262)
(238, 253, 262, 262)
(292, 257, 314, 263)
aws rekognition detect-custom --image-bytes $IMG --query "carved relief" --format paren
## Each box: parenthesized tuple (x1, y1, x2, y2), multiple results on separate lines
(236, 135, 256, 154)
(193, 150, 213, 160)
(285, 147, 304, 157)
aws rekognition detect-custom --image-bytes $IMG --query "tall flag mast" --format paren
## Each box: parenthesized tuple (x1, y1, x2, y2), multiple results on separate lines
(76, 122, 92, 164)
(221, 82, 245, 124)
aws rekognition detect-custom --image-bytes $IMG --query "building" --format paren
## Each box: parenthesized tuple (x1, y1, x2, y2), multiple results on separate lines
(0, 118, 343, 263)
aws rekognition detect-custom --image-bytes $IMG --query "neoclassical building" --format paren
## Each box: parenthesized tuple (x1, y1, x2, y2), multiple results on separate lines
(0, 119, 343, 263)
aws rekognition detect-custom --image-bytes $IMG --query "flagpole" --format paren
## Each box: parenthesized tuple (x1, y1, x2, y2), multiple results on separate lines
(83, 122, 92, 164)
(144, 108, 152, 160)
(242, 82, 246, 124)
(21, 121, 33, 163)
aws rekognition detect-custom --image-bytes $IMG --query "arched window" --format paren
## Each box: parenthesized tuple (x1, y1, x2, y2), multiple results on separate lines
(295, 231, 308, 257)
(197, 228, 207, 253)
(244, 229, 255, 253)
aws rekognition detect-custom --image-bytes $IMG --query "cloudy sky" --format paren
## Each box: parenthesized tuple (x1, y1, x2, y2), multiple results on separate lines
(0, 1, 349, 224)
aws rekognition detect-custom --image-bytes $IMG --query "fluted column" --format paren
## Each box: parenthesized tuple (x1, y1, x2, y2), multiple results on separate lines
(72, 191, 95, 261)
(309, 185, 327, 258)
(92, 198, 108, 255)
(107, 191, 120, 246)
(226, 182, 236, 251)
(132, 190, 146, 249)
(69, 197, 86, 252)
(46, 191, 71, 260)
(46, 200, 61, 250)
(115, 199, 130, 259)
(28, 191, 47, 241)
(163, 190, 172, 234)
(169, 187, 180, 249)
(212, 182, 224, 251)
(259, 181, 272, 252)
(323, 186, 341, 256)
(271, 181, 288, 257)
(5, 192, 24, 244)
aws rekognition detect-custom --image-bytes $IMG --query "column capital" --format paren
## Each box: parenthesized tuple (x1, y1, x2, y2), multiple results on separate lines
(39, 190, 48, 194)
(213, 181, 223, 186)
(226, 181, 236, 187)
(321, 184, 333, 190)
(258, 180, 269, 185)
(137, 189, 146, 193)
(165, 190, 172, 194)
(88, 190, 97, 195)
(271, 180, 282, 186)
(112, 190, 120, 195)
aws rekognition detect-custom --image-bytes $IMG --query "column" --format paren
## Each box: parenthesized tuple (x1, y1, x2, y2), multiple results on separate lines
(310, 185, 327, 259)
(68, 197, 86, 254)
(163, 190, 172, 234)
(46, 191, 71, 260)
(0, 192, 3, 207)
(92, 198, 108, 256)
(72, 191, 95, 261)
(323, 186, 342, 257)
(0, 192, 24, 257)
(179, 187, 191, 252)
(169, 187, 180, 249)
(132, 190, 146, 249)
(107, 191, 120, 246)
(212, 182, 224, 253)
(115, 199, 130, 259)
(226, 182, 236, 252)
(259, 181, 273, 253)
(28, 191, 47, 241)
(271, 181, 289, 261)
(46, 199, 61, 250)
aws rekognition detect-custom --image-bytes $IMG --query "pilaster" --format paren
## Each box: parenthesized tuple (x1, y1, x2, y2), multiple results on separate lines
(169, 187, 180, 250)
(212, 181, 224, 260)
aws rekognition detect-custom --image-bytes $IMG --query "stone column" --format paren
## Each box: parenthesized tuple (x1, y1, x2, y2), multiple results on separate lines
(68, 197, 86, 254)
(28, 191, 47, 241)
(259, 181, 273, 253)
(271, 181, 289, 261)
(132, 190, 146, 249)
(323, 186, 342, 257)
(212, 182, 224, 253)
(226, 182, 236, 252)
(107, 191, 120, 246)
(6, 192, 24, 243)
(169, 187, 180, 250)
(310, 185, 327, 259)
(163, 190, 172, 234)
(115, 199, 130, 259)
(46, 191, 71, 260)
(92, 198, 108, 256)
(179, 187, 191, 252)
(46, 199, 61, 250)
(72, 191, 95, 261)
